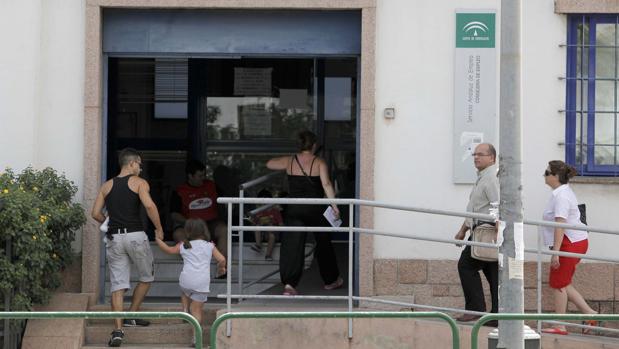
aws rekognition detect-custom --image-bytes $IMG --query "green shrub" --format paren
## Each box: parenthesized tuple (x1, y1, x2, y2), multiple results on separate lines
(0, 167, 86, 310)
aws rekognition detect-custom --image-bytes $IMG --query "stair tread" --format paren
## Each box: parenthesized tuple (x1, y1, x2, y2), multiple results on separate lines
(82, 343, 195, 349)
(86, 323, 210, 329)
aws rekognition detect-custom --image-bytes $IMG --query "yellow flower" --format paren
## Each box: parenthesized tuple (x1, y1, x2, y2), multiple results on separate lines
(33, 186, 38, 191)
(32, 235, 37, 240)
(2, 189, 7, 194)
(52, 253, 57, 259)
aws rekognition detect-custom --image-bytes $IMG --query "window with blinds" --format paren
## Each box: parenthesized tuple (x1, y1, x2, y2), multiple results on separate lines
(154, 58, 188, 119)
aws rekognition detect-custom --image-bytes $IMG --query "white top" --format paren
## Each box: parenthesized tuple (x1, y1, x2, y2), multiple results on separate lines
(179, 240, 213, 292)
(542, 184, 588, 246)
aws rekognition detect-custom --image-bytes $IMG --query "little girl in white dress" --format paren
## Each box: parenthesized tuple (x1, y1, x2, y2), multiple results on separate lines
(156, 219, 226, 345)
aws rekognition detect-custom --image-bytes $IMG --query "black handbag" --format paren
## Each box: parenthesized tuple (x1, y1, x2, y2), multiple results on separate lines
(578, 204, 587, 225)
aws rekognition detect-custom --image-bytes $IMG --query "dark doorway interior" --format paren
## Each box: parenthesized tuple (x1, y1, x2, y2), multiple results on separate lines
(106, 57, 358, 240)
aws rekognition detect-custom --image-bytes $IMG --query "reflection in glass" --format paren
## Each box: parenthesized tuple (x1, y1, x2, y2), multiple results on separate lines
(576, 80, 588, 111)
(595, 145, 615, 165)
(596, 23, 615, 47)
(206, 152, 288, 194)
(594, 113, 615, 146)
(595, 80, 615, 111)
(205, 97, 314, 141)
(595, 48, 615, 78)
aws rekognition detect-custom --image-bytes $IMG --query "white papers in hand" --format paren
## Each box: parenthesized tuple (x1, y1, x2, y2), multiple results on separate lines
(100, 217, 109, 233)
(323, 206, 342, 227)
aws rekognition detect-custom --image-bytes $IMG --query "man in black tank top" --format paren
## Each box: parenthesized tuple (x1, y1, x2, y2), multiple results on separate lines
(91, 148, 164, 347)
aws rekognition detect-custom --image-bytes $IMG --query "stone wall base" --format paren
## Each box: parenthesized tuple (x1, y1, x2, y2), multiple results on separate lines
(374, 259, 619, 334)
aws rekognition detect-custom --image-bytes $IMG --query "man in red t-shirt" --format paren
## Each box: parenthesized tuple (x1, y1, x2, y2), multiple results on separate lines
(171, 160, 228, 265)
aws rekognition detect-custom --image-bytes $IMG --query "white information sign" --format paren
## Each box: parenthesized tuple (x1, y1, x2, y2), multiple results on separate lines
(453, 10, 497, 183)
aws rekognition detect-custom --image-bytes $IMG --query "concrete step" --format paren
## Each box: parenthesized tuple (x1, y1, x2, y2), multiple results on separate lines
(87, 305, 220, 325)
(111, 263, 282, 282)
(82, 343, 194, 349)
(103, 280, 276, 298)
(84, 323, 210, 345)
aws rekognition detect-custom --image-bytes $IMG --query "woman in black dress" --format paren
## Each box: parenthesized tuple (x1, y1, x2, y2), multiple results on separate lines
(266, 130, 343, 295)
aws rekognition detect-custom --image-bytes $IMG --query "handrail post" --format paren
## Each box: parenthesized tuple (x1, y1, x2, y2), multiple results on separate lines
(348, 203, 354, 339)
(536, 231, 542, 333)
(3, 237, 11, 349)
(226, 203, 232, 337)
(238, 189, 244, 301)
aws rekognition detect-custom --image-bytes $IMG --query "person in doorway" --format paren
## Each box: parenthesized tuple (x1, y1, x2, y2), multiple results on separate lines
(454, 143, 499, 325)
(266, 130, 343, 296)
(541, 160, 598, 335)
(91, 148, 164, 347)
(155, 219, 226, 346)
(249, 188, 283, 261)
(170, 160, 228, 270)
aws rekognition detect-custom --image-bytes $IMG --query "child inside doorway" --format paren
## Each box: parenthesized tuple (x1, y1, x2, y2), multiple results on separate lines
(250, 189, 283, 261)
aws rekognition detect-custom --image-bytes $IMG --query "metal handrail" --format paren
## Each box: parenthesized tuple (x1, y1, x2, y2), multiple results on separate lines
(238, 171, 284, 190)
(524, 218, 619, 236)
(210, 311, 460, 349)
(220, 197, 496, 221)
(0, 312, 203, 349)
(218, 196, 619, 339)
(471, 314, 619, 349)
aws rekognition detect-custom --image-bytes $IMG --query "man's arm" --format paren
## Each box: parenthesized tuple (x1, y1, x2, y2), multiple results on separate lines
(91, 181, 110, 223)
(485, 176, 500, 206)
(454, 221, 469, 244)
(137, 179, 164, 240)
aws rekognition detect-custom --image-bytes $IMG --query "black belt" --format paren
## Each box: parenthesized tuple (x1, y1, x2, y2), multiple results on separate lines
(110, 228, 142, 235)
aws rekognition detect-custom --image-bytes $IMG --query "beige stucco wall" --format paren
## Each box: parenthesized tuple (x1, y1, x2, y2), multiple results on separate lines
(555, 0, 619, 13)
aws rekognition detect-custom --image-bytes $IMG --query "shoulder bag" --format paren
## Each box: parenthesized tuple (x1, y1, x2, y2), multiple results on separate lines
(471, 223, 498, 262)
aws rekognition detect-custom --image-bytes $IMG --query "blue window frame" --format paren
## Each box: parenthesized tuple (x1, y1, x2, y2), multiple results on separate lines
(567, 15, 619, 176)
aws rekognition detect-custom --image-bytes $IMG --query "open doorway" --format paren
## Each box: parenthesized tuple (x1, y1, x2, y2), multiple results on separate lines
(105, 56, 358, 299)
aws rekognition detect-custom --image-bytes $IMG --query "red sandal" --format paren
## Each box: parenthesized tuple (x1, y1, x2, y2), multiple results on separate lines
(541, 327, 568, 335)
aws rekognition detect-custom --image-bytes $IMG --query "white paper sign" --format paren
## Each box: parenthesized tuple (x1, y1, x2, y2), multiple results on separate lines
(241, 104, 272, 136)
(234, 68, 272, 96)
(508, 257, 524, 280)
(514, 222, 525, 261)
(323, 206, 342, 227)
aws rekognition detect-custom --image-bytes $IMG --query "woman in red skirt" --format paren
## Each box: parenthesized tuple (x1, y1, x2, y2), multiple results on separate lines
(541, 160, 598, 335)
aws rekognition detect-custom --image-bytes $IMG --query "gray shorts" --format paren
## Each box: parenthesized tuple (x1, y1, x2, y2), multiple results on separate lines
(180, 286, 209, 303)
(105, 231, 154, 292)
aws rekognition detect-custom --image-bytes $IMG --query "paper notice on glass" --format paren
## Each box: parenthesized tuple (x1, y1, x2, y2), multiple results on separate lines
(323, 206, 342, 227)
(240, 104, 271, 136)
(234, 67, 272, 96)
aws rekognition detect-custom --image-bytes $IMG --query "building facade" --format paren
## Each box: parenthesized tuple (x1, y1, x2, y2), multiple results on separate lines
(2, 0, 619, 313)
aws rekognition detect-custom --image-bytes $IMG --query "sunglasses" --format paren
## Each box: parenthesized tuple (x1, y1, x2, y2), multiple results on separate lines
(543, 170, 554, 177)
